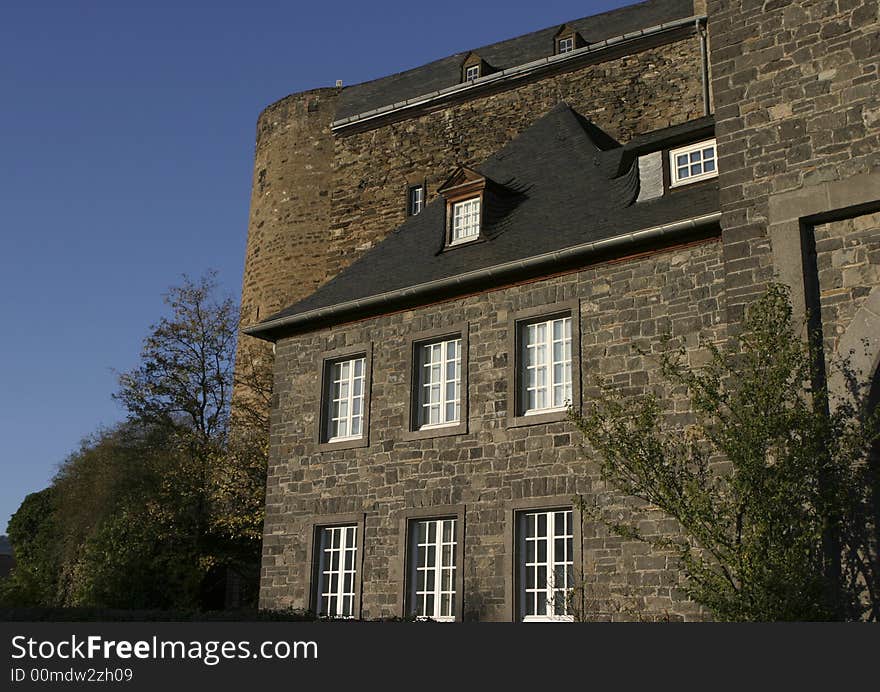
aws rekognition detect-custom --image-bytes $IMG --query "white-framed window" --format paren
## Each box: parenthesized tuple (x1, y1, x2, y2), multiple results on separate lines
(408, 518, 457, 621)
(521, 316, 572, 414)
(326, 356, 365, 441)
(315, 525, 358, 618)
(465, 64, 480, 81)
(669, 139, 717, 186)
(408, 184, 424, 216)
(557, 36, 575, 53)
(450, 197, 481, 244)
(417, 337, 461, 428)
(518, 509, 574, 621)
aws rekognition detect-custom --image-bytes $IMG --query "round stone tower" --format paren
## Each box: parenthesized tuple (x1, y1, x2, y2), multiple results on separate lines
(234, 87, 340, 413)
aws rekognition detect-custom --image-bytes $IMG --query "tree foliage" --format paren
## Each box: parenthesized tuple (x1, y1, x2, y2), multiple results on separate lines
(114, 272, 236, 444)
(0, 488, 62, 606)
(572, 284, 880, 621)
(1, 273, 270, 610)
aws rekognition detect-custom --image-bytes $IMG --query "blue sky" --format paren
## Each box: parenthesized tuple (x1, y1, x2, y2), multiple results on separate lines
(0, 0, 636, 533)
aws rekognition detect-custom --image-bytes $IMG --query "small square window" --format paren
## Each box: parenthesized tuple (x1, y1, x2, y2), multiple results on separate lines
(322, 354, 366, 443)
(416, 337, 462, 429)
(407, 517, 458, 621)
(465, 64, 480, 81)
(450, 197, 481, 244)
(520, 315, 572, 415)
(517, 508, 574, 621)
(408, 184, 425, 216)
(314, 524, 358, 618)
(557, 36, 575, 54)
(669, 139, 718, 187)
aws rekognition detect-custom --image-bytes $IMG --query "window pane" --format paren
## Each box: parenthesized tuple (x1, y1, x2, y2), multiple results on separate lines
(317, 525, 357, 618)
(417, 337, 461, 427)
(410, 518, 457, 620)
(522, 316, 572, 414)
(519, 510, 573, 620)
(452, 198, 480, 241)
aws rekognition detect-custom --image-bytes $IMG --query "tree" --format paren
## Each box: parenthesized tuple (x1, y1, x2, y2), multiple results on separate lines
(572, 284, 880, 621)
(112, 271, 269, 608)
(2, 273, 270, 611)
(0, 488, 62, 606)
(114, 271, 236, 445)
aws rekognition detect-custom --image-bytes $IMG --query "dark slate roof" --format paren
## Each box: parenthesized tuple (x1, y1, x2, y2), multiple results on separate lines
(257, 104, 718, 335)
(335, 0, 695, 121)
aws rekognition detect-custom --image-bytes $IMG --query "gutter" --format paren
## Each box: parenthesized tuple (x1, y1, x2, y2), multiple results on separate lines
(331, 15, 708, 133)
(245, 211, 722, 340)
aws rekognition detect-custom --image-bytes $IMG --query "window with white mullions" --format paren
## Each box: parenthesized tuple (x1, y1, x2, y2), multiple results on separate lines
(522, 316, 572, 414)
(465, 64, 480, 81)
(315, 525, 358, 618)
(519, 509, 574, 621)
(328, 357, 365, 441)
(669, 139, 717, 186)
(450, 197, 480, 243)
(418, 338, 461, 428)
(409, 518, 457, 621)
(557, 36, 574, 53)
(408, 184, 424, 216)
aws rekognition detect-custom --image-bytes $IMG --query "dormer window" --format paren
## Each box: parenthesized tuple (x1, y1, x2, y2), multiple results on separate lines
(553, 25, 584, 55)
(451, 198, 481, 243)
(461, 53, 491, 83)
(438, 167, 488, 248)
(669, 139, 717, 187)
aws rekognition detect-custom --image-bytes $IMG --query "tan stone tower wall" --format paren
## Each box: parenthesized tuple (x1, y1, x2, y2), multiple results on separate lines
(234, 88, 340, 409)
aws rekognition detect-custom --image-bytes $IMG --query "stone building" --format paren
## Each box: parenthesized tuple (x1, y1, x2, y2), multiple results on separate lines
(238, 0, 880, 620)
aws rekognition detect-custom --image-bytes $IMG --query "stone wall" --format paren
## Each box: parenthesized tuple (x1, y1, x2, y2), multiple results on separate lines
(709, 0, 880, 324)
(815, 210, 880, 359)
(260, 238, 726, 621)
(234, 88, 340, 408)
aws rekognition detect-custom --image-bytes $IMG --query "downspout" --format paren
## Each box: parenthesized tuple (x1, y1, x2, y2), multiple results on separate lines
(698, 17, 710, 116)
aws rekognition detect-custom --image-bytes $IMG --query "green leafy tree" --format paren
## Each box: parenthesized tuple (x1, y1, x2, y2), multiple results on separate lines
(572, 284, 880, 621)
(110, 272, 268, 608)
(2, 273, 269, 611)
(0, 488, 62, 606)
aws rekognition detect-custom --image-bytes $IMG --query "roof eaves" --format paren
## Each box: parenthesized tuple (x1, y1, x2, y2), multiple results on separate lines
(244, 211, 721, 341)
(331, 15, 706, 134)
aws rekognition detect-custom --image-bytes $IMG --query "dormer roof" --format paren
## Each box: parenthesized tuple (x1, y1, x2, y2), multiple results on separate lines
(438, 167, 486, 196)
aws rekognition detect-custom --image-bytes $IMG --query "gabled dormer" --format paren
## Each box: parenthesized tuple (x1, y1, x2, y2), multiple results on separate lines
(438, 167, 486, 246)
(553, 24, 586, 55)
(461, 52, 493, 82)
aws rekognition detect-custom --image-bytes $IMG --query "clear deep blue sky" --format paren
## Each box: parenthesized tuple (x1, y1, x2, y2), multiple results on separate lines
(0, 0, 636, 533)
